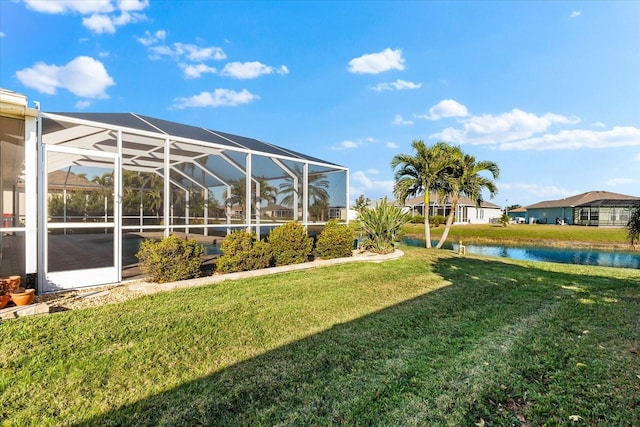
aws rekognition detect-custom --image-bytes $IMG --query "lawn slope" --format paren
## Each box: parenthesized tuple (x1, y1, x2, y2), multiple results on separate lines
(1, 248, 638, 426)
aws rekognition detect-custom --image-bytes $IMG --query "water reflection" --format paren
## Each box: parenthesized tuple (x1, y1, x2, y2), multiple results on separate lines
(401, 238, 640, 269)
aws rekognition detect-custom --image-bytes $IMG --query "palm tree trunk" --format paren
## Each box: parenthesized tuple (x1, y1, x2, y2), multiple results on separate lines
(424, 193, 432, 248)
(436, 195, 458, 249)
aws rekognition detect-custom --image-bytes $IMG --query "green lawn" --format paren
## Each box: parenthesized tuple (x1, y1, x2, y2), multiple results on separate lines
(404, 223, 631, 247)
(1, 247, 639, 426)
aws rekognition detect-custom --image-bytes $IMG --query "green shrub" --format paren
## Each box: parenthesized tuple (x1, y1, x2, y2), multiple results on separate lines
(358, 197, 411, 254)
(268, 221, 313, 266)
(316, 220, 355, 259)
(410, 214, 425, 224)
(216, 230, 272, 273)
(429, 215, 447, 227)
(136, 235, 204, 283)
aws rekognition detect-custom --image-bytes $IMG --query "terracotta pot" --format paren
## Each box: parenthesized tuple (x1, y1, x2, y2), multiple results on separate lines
(0, 276, 21, 292)
(0, 293, 10, 309)
(10, 288, 35, 306)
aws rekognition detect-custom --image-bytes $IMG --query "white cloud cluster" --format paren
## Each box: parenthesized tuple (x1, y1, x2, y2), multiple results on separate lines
(392, 114, 413, 126)
(220, 62, 289, 79)
(371, 79, 421, 92)
(421, 99, 640, 151)
(348, 48, 405, 74)
(173, 89, 259, 109)
(139, 34, 288, 83)
(148, 42, 227, 62)
(501, 183, 574, 201)
(23, 0, 149, 34)
(415, 99, 469, 120)
(570, 11, 582, 18)
(15, 56, 114, 98)
(350, 170, 395, 201)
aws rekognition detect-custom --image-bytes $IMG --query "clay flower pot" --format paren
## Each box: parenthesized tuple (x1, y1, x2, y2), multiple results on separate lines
(0, 276, 21, 293)
(0, 293, 10, 309)
(10, 288, 35, 306)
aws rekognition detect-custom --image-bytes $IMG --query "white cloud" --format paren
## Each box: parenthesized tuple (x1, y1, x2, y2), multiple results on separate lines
(350, 171, 394, 201)
(148, 43, 226, 61)
(506, 183, 574, 202)
(332, 140, 360, 150)
(220, 62, 289, 79)
(386, 142, 399, 149)
(137, 29, 166, 46)
(415, 99, 469, 120)
(15, 56, 114, 98)
(593, 121, 606, 128)
(24, 0, 148, 34)
(371, 79, 421, 91)
(173, 89, 259, 109)
(499, 126, 640, 151)
(637, 153, 640, 163)
(432, 108, 580, 146)
(392, 114, 413, 126)
(75, 100, 92, 109)
(348, 48, 405, 74)
(179, 63, 217, 79)
(605, 178, 633, 186)
(0, 32, 5, 37)
(570, 11, 582, 18)
(24, 0, 114, 14)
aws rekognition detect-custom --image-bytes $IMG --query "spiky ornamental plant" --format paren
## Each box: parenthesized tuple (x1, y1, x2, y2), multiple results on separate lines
(358, 197, 412, 254)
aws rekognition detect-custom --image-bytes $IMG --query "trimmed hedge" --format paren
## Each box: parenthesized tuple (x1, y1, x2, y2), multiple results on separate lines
(216, 230, 272, 273)
(268, 221, 313, 266)
(316, 220, 355, 259)
(136, 235, 204, 283)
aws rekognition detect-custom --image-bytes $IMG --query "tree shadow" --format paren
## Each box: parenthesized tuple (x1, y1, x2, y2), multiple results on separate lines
(74, 255, 639, 426)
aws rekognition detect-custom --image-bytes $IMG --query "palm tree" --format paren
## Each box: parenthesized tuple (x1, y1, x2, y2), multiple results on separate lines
(278, 165, 330, 215)
(391, 141, 456, 248)
(435, 152, 500, 249)
(626, 202, 640, 246)
(227, 177, 278, 215)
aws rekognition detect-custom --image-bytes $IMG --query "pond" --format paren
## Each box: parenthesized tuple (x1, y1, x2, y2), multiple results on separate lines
(401, 238, 640, 270)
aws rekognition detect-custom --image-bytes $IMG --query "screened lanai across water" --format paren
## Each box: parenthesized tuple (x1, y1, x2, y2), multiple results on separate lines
(0, 89, 349, 292)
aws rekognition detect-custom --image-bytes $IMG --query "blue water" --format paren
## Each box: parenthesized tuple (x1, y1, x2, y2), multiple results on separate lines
(401, 238, 640, 269)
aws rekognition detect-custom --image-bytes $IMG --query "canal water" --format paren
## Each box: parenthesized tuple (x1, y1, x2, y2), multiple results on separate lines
(401, 238, 640, 269)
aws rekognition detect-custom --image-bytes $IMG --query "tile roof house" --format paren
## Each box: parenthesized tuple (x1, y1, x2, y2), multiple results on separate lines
(403, 193, 502, 225)
(524, 191, 640, 226)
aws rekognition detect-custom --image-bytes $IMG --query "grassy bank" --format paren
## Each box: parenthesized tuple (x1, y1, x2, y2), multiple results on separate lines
(1, 247, 639, 425)
(403, 223, 633, 249)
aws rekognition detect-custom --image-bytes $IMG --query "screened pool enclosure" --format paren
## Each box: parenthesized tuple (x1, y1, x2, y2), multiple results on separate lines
(0, 89, 349, 292)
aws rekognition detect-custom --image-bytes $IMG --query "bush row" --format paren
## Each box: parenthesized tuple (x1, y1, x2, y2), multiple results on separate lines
(216, 220, 355, 273)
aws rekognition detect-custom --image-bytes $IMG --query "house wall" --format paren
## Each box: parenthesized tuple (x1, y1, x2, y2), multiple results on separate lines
(526, 207, 574, 225)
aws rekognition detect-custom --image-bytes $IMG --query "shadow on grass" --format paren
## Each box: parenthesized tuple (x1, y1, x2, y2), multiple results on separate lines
(74, 254, 640, 426)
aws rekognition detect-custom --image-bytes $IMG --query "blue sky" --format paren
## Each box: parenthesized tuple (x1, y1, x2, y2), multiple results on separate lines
(1, 0, 639, 207)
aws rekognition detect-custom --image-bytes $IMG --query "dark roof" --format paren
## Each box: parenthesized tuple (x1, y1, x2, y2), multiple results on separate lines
(525, 191, 640, 209)
(43, 112, 339, 167)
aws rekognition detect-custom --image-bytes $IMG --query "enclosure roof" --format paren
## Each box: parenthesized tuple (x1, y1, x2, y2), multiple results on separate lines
(43, 112, 341, 168)
(525, 191, 640, 209)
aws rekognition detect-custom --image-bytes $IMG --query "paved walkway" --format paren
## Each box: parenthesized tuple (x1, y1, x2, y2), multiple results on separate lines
(129, 249, 404, 295)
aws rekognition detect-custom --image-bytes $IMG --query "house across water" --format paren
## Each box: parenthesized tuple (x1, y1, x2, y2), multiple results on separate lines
(524, 191, 640, 226)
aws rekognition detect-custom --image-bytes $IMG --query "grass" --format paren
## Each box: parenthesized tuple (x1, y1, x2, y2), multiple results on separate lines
(403, 223, 632, 248)
(1, 247, 639, 425)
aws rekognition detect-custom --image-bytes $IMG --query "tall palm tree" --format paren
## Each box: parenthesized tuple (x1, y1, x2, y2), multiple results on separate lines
(435, 152, 500, 249)
(278, 165, 330, 213)
(391, 140, 456, 248)
(227, 177, 278, 215)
